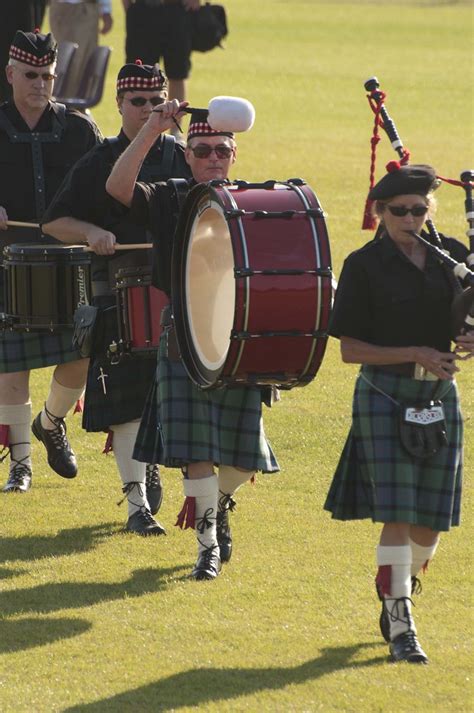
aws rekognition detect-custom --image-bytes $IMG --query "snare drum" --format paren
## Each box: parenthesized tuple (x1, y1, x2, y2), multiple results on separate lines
(172, 179, 332, 389)
(114, 265, 169, 357)
(2, 243, 91, 331)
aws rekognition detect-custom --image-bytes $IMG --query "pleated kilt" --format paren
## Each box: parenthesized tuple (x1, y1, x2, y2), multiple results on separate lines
(82, 301, 157, 431)
(324, 366, 463, 532)
(0, 328, 81, 373)
(133, 335, 280, 473)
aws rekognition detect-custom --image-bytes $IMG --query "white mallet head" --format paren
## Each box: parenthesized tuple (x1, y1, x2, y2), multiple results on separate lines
(207, 96, 255, 133)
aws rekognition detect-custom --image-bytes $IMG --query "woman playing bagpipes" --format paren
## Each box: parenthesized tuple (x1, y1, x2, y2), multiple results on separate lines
(324, 161, 474, 664)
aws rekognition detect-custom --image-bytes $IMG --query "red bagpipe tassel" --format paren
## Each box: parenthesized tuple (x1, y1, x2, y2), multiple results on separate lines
(73, 397, 84, 414)
(0, 425, 10, 461)
(376, 565, 391, 597)
(362, 197, 377, 230)
(175, 496, 196, 530)
(102, 430, 114, 454)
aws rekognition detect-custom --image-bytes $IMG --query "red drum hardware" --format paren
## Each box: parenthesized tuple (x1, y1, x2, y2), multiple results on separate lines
(172, 179, 333, 389)
(112, 265, 169, 359)
(2, 243, 91, 331)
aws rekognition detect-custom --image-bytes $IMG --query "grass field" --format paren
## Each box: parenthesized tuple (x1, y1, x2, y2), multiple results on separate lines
(1, 1, 473, 711)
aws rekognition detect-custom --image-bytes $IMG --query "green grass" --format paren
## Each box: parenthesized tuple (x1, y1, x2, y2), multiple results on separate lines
(1, 1, 473, 710)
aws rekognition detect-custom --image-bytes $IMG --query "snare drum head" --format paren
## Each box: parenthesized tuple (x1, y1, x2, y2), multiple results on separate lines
(185, 198, 235, 371)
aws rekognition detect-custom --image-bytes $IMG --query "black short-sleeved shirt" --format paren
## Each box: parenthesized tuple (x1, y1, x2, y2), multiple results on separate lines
(329, 231, 469, 352)
(130, 178, 194, 296)
(0, 100, 101, 221)
(44, 130, 192, 282)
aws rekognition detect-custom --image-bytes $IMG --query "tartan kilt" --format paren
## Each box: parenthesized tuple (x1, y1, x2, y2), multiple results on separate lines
(82, 299, 157, 431)
(133, 335, 279, 473)
(0, 328, 81, 372)
(324, 366, 463, 532)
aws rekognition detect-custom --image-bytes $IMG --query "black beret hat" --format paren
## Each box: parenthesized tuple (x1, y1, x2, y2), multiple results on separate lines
(9, 30, 57, 67)
(368, 162, 439, 200)
(116, 60, 167, 92)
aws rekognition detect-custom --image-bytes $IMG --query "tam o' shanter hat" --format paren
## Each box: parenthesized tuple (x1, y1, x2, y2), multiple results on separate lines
(116, 59, 167, 92)
(9, 29, 57, 67)
(368, 162, 440, 200)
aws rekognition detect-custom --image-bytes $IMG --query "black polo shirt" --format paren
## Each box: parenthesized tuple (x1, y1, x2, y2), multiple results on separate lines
(329, 231, 469, 352)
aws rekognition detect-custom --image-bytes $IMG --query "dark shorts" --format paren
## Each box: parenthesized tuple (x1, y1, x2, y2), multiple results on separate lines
(125, 3, 192, 80)
(324, 366, 463, 532)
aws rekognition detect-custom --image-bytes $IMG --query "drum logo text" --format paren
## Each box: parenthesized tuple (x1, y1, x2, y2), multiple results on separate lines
(77, 266, 89, 306)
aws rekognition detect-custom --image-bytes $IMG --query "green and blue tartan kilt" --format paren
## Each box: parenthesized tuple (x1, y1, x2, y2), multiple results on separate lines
(324, 366, 463, 532)
(82, 301, 157, 431)
(0, 328, 81, 372)
(133, 336, 280, 473)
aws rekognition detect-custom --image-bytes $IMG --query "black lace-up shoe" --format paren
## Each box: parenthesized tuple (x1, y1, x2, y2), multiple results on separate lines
(216, 493, 235, 563)
(376, 578, 423, 643)
(216, 509, 232, 562)
(125, 507, 166, 536)
(2, 464, 32, 492)
(145, 464, 163, 516)
(32, 412, 77, 478)
(190, 545, 221, 580)
(390, 630, 429, 664)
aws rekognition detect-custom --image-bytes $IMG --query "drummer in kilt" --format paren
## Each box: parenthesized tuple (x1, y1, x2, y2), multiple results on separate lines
(106, 105, 279, 580)
(43, 61, 192, 535)
(324, 163, 474, 663)
(0, 30, 101, 493)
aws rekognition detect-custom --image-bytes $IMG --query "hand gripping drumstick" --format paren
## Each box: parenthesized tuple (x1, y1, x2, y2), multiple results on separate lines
(5, 222, 151, 250)
(168, 96, 255, 134)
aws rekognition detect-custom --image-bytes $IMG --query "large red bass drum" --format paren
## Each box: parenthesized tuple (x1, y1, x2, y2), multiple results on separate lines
(171, 179, 333, 389)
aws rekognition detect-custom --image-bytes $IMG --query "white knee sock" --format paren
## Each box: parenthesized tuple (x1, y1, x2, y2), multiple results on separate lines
(0, 403, 32, 473)
(183, 475, 218, 554)
(41, 376, 85, 430)
(376, 544, 415, 640)
(110, 421, 148, 517)
(409, 538, 439, 577)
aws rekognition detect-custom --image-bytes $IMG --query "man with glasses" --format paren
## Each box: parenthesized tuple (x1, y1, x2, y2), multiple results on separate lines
(0, 29, 101, 494)
(43, 61, 192, 534)
(106, 108, 279, 579)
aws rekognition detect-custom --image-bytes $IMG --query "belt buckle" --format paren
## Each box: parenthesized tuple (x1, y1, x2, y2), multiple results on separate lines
(414, 363, 437, 381)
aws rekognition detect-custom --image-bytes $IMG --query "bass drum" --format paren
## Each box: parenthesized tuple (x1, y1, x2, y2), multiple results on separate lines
(172, 179, 332, 389)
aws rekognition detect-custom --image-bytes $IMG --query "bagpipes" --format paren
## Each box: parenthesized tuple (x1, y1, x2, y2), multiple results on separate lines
(362, 76, 474, 335)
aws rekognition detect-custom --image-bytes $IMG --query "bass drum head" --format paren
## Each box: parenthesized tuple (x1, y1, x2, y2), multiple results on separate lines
(185, 198, 235, 376)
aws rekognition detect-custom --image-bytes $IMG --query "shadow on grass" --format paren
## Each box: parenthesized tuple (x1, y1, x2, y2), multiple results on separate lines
(1, 565, 188, 617)
(0, 616, 91, 653)
(0, 523, 116, 564)
(0, 566, 21, 580)
(65, 643, 386, 711)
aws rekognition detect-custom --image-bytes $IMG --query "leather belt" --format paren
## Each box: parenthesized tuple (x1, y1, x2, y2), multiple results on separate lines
(372, 363, 438, 381)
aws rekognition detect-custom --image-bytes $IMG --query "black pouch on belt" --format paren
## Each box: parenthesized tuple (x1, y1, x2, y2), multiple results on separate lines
(72, 304, 99, 358)
(399, 400, 448, 460)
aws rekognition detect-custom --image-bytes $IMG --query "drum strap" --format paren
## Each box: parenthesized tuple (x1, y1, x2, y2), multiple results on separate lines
(0, 103, 66, 218)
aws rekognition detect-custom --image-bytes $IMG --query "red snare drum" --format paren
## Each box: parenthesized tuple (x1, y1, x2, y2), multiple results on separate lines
(2, 243, 91, 331)
(115, 265, 169, 357)
(172, 179, 332, 389)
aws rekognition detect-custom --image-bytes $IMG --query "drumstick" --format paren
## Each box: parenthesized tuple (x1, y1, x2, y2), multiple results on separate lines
(6, 220, 40, 228)
(4, 221, 152, 251)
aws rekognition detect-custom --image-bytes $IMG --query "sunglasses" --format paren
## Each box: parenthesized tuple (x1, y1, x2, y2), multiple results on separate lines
(386, 204, 429, 217)
(23, 70, 57, 81)
(189, 144, 233, 159)
(125, 96, 165, 107)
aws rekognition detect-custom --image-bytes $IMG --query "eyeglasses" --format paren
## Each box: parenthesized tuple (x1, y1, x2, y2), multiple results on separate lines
(386, 204, 429, 217)
(22, 70, 57, 82)
(125, 96, 165, 107)
(189, 144, 234, 159)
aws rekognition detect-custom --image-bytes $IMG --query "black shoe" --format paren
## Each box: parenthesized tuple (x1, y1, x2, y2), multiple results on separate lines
(125, 507, 166, 536)
(145, 464, 163, 516)
(32, 412, 77, 478)
(376, 577, 422, 643)
(190, 544, 221, 580)
(216, 493, 235, 563)
(390, 630, 429, 664)
(2, 464, 32, 492)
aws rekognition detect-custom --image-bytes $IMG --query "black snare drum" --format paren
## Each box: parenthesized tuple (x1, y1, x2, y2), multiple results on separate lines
(2, 243, 91, 331)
